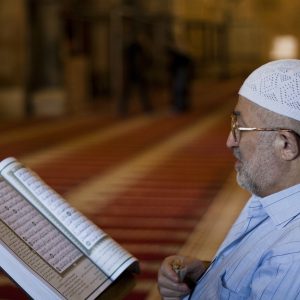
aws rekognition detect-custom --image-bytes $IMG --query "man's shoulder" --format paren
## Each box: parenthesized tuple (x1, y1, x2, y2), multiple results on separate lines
(263, 221, 300, 263)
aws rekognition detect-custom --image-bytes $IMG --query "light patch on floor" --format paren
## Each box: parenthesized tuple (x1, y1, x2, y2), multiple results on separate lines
(21, 115, 157, 166)
(64, 106, 230, 212)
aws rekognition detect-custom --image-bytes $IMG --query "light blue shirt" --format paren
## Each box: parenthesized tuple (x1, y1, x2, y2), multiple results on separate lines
(186, 184, 300, 299)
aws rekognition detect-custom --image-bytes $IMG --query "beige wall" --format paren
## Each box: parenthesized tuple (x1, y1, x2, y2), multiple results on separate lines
(143, 0, 172, 14)
(251, 0, 300, 60)
(183, 0, 225, 22)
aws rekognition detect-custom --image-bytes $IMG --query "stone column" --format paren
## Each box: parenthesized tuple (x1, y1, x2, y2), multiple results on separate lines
(28, 0, 66, 116)
(110, 8, 124, 108)
(0, 0, 27, 119)
(91, 20, 110, 95)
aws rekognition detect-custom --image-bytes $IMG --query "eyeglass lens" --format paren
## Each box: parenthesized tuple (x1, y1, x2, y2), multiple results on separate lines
(231, 114, 238, 142)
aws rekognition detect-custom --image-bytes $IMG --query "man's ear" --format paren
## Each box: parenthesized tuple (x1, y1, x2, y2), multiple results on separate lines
(275, 132, 300, 160)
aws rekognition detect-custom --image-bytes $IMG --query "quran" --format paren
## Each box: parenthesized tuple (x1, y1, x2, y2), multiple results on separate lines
(0, 157, 139, 299)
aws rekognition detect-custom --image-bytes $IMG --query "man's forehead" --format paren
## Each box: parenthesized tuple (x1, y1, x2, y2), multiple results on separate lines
(234, 96, 254, 115)
(236, 95, 268, 112)
(234, 95, 286, 125)
(233, 96, 269, 124)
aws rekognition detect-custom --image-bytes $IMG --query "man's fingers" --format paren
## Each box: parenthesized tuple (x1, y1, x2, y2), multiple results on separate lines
(158, 255, 193, 299)
(159, 285, 190, 299)
(158, 279, 191, 296)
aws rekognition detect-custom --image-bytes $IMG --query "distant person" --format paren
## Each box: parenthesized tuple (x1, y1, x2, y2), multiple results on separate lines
(119, 34, 153, 116)
(158, 59, 300, 299)
(167, 47, 194, 113)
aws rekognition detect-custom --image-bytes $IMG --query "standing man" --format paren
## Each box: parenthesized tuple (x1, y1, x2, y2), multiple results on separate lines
(119, 32, 153, 116)
(158, 59, 300, 299)
(167, 46, 194, 113)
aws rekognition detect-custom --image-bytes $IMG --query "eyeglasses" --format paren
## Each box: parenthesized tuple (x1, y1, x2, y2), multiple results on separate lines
(230, 112, 299, 143)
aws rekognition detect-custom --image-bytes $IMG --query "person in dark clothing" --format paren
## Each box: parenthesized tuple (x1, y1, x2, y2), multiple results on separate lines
(167, 47, 194, 113)
(119, 35, 153, 116)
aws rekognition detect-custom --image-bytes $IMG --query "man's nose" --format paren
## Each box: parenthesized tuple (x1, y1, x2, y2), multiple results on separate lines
(226, 131, 238, 149)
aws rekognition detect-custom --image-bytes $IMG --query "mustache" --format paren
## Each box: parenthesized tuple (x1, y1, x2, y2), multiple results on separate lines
(233, 148, 242, 161)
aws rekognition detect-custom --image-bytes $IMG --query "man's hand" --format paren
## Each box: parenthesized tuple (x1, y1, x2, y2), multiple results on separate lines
(157, 255, 206, 300)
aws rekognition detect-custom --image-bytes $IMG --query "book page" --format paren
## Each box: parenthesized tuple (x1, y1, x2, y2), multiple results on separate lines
(0, 180, 82, 273)
(13, 166, 105, 251)
(0, 157, 138, 278)
(0, 178, 111, 299)
(91, 238, 138, 280)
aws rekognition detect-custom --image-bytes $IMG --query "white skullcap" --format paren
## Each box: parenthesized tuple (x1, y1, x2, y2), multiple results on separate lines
(239, 59, 300, 121)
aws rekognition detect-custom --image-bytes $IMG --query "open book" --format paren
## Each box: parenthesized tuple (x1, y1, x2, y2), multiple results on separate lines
(0, 157, 139, 299)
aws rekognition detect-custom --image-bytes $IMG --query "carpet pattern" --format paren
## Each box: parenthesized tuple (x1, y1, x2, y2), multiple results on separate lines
(0, 80, 241, 299)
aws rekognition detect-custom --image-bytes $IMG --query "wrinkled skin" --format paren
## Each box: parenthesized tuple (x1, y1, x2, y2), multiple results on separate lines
(157, 255, 206, 300)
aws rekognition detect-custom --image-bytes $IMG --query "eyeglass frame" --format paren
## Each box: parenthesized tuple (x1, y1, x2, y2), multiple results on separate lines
(230, 112, 300, 143)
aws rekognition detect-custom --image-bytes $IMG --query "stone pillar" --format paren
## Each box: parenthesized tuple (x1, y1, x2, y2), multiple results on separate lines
(28, 0, 66, 116)
(110, 8, 124, 107)
(90, 19, 110, 97)
(0, 0, 27, 119)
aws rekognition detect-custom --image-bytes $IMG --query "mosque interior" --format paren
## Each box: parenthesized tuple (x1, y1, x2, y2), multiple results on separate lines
(0, 0, 299, 299)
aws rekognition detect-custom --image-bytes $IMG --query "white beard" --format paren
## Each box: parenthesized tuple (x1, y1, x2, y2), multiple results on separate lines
(234, 137, 278, 196)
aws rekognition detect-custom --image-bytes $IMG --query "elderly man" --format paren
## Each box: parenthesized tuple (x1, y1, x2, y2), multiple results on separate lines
(158, 59, 300, 299)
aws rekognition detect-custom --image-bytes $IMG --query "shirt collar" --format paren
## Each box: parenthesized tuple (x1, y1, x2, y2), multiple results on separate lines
(249, 184, 300, 228)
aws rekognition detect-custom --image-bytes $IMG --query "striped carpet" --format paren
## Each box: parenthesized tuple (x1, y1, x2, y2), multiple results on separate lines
(0, 80, 248, 299)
